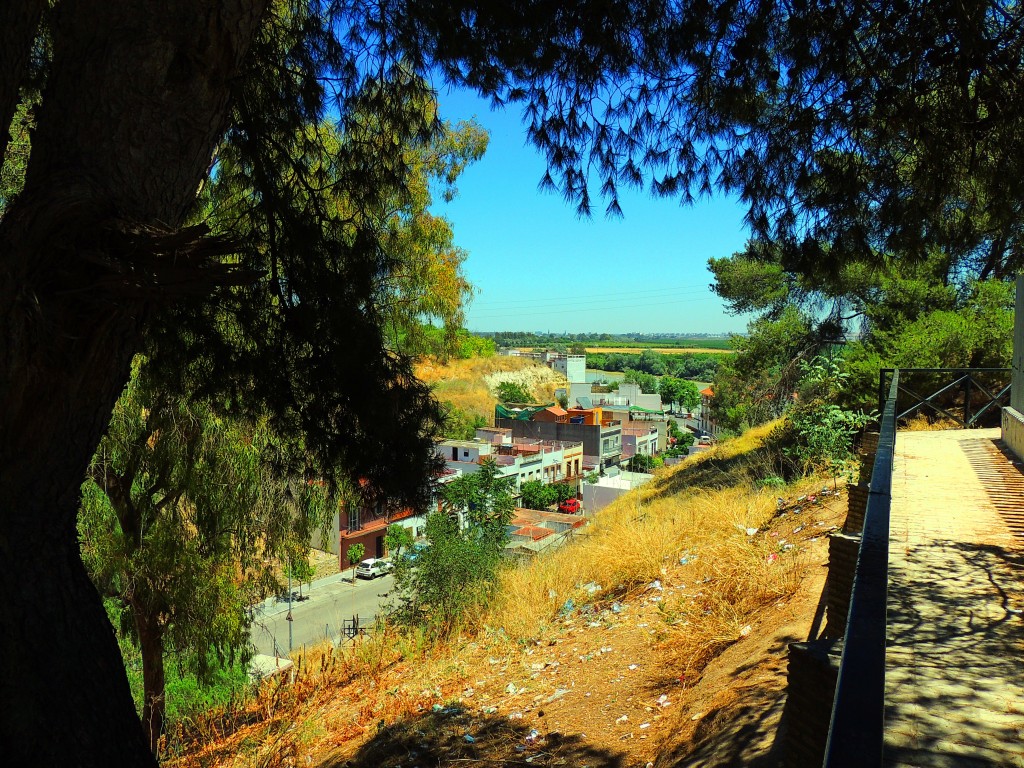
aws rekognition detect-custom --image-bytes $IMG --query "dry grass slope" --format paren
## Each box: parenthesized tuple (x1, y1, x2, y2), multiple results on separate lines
(168, 420, 847, 768)
(416, 356, 566, 420)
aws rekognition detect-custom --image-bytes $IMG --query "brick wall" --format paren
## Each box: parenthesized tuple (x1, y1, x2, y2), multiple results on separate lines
(857, 431, 880, 482)
(783, 639, 843, 767)
(823, 533, 861, 639)
(843, 483, 869, 534)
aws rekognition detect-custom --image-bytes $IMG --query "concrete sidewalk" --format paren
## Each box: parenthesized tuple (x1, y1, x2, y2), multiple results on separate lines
(254, 570, 349, 618)
(885, 429, 1024, 768)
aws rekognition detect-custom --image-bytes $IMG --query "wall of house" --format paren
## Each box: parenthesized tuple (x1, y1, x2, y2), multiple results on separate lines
(616, 383, 663, 411)
(497, 418, 599, 457)
(311, 509, 341, 555)
(438, 439, 493, 463)
(582, 480, 629, 513)
(339, 528, 386, 572)
(495, 419, 622, 471)
(553, 355, 587, 383)
(569, 381, 594, 406)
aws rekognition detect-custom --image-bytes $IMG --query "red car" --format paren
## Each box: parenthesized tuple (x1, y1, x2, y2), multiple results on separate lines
(558, 498, 582, 514)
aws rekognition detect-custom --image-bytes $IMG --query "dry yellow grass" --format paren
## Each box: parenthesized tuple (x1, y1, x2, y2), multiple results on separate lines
(415, 355, 564, 419)
(487, 420, 814, 675)
(900, 411, 962, 431)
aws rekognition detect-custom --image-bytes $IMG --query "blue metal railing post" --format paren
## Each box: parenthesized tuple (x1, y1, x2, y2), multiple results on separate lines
(823, 369, 900, 768)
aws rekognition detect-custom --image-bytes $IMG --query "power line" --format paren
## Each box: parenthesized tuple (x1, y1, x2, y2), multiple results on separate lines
(467, 294, 724, 320)
(467, 283, 714, 309)
(469, 289, 719, 316)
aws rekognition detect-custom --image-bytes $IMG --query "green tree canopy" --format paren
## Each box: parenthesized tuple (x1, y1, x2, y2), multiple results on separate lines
(391, 459, 514, 635)
(79, 358, 329, 751)
(496, 380, 534, 403)
(659, 376, 701, 412)
(622, 369, 659, 394)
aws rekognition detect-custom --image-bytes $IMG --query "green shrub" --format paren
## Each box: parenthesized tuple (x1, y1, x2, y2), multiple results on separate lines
(389, 460, 513, 637)
(496, 380, 532, 403)
(785, 356, 875, 478)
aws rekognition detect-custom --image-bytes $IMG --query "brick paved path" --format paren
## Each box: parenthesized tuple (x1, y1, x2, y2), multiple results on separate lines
(885, 429, 1024, 768)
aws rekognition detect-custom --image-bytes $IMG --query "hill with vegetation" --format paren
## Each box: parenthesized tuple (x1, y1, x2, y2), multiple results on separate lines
(165, 422, 848, 767)
(416, 356, 567, 438)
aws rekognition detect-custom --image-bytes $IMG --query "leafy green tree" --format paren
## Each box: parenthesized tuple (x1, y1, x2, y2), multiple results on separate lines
(637, 349, 667, 376)
(455, 331, 498, 359)
(710, 307, 823, 433)
(785, 357, 875, 478)
(78, 358, 327, 752)
(659, 377, 700, 412)
(520, 480, 557, 510)
(553, 484, 576, 504)
(622, 369, 659, 394)
(666, 419, 696, 451)
(385, 524, 414, 559)
(391, 459, 513, 635)
(711, 240, 1015, 414)
(442, 403, 488, 440)
(496, 380, 534, 403)
(629, 454, 656, 473)
(347, 543, 366, 584)
(285, 557, 316, 599)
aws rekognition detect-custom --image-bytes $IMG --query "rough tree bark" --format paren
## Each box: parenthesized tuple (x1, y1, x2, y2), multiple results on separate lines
(0, 2, 267, 764)
(135, 607, 168, 756)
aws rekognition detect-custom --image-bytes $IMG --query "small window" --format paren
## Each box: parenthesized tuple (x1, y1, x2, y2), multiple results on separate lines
(463, 450, 469, 458)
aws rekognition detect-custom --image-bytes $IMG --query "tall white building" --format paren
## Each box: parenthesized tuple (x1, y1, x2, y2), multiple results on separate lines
(551, 353, 587, 383)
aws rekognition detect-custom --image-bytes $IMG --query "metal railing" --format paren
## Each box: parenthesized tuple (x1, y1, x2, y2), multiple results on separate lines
(824, 369, 900, 767)
(878, 368, 1010, 427)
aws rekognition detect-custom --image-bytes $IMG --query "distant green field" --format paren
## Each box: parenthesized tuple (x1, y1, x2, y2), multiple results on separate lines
(580, 338, 733, 353)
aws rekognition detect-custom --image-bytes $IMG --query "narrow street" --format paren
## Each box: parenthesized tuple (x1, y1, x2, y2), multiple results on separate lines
(249, 571, 395, 657)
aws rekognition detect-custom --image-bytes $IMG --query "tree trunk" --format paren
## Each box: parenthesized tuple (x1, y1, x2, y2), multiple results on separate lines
(0, 2, 267, 764)
(135, 606, 167, 756)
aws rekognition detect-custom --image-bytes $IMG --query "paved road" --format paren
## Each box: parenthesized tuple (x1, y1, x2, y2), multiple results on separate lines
(249, 571, 395, 656)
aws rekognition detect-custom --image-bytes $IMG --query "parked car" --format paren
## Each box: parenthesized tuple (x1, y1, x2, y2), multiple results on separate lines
(355, 558, 393, 579)
(697, 436, 713, 446)
(397, 542, 430, 566)
(558, 497, 582, 514)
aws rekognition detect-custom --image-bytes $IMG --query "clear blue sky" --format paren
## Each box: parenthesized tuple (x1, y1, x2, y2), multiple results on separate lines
(434, 86, 755, 335)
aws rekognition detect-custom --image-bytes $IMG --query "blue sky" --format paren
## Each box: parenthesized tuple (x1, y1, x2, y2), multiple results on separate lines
(433, 86, 755, 335)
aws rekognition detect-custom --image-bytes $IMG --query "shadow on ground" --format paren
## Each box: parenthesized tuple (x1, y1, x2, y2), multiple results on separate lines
(318, 705, 629, 768)
(885, 536, 1024, 766)
(963, 437, 1024, 543)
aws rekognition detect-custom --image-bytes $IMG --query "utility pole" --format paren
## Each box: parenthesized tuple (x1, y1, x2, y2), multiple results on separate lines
(286, 559, 293, 654)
